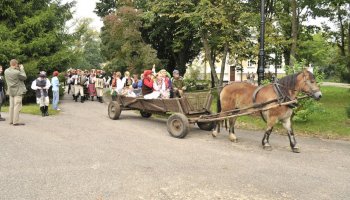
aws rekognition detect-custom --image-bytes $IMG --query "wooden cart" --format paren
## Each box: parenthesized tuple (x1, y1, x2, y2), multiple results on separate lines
(107, 91, 215, 138)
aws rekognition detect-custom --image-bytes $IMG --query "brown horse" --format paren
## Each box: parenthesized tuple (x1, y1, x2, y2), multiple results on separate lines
(212, 69, 322, 153)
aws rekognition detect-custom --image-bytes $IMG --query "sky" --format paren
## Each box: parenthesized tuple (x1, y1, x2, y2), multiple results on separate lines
(63, 0, 103, 31)
(63, 0, 336, 32)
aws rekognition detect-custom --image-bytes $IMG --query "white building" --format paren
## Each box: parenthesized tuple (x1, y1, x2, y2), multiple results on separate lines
(187, 52, 287, 82)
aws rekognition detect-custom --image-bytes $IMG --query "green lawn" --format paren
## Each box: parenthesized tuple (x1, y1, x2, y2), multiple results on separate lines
(2, 104, 60, 116)
(212, 86, 350, 140)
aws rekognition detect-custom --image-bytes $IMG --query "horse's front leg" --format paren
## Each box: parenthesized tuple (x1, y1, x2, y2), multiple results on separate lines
(282, 118, 300, 153)
(262, 114, 277, 151)
(212, 120, 221, 137)
(228, 118, 238, 142)
(262, 127, 273, 151)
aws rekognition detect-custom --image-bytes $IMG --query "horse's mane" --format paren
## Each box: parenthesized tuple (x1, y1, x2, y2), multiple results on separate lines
(277, 71, 315, 95)
(278, 73, 300, 90)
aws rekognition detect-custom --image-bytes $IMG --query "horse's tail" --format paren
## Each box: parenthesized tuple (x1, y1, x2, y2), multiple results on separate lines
(216, 88, 227, 129)
(217, 96, 221, 113)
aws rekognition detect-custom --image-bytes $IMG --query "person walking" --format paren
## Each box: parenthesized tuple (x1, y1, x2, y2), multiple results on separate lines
(31, 71, 51, 117)
(4, 59, 27, 126)
(51, 71, 60, 110)
(0, 65, 6, 121)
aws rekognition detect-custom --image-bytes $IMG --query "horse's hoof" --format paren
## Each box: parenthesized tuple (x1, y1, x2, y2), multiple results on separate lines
(292, 147, 301, 153)
(229, 134, 237, 143)
(263, 145, 272, 151)
(212, 131, 218, 137)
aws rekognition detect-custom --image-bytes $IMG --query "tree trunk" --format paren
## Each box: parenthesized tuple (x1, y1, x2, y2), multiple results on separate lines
(337, 7, 346, 56)
(348, 21, 350, 71)
(201, 32, 219, 87)
(290, 0, 297, 67)
(219, 43, 229, 86)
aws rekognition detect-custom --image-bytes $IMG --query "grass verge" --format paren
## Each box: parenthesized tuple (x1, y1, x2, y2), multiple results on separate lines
(1, 104, 60, 116)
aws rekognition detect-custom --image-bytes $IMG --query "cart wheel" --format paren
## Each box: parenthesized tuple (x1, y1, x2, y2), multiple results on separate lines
(197, 121, 216, 131)
(108, 102, 121, 120)
(167, 113, 189, 138)
(140, 111, 152, 118)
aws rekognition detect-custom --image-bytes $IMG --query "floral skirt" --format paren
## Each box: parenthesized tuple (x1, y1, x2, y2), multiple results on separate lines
(88, 84, 96, 96)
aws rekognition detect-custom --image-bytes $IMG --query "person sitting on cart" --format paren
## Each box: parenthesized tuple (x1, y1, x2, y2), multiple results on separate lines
(132, 74, 142, 96)
(158, 69, 171, 99)
(142, 70, 154, 96)
(172, 70, 186, 98)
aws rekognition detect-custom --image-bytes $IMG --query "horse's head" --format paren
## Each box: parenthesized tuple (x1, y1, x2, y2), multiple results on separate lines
(298, 69, 322, 100)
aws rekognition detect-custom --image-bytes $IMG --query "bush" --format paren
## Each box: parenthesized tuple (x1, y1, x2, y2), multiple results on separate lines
(346, 105, 350, 119)
(293, 98, 325, 122)
(284, 60, 325, 122)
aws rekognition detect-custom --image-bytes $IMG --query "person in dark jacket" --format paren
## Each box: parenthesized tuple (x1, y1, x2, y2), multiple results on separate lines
(0, 65, 5, 121)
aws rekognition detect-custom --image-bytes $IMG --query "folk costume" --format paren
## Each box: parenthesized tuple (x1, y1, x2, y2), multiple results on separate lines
(31, 71, 51, 117)
(95, 71, 105, 103)
(88, 74, 97, 101)
(72, 71, 87, 103)
(142, 70, 153, 96)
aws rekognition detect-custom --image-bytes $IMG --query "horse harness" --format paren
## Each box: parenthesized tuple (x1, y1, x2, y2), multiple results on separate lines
(252, 81, 298, 109)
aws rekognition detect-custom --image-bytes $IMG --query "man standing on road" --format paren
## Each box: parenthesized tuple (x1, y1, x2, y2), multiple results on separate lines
(4, 59, 27, 126)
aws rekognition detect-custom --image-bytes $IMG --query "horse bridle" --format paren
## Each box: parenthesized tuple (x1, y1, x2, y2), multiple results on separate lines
(300, 73, 319, 96)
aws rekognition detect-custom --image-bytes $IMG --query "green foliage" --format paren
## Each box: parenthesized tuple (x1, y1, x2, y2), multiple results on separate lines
(0, 0, 75, 103)
(70, 18, 104, 70)
(346, 105, 350, 119)
(2, 104, 60, 116)
(100, 4, 159, 74)
(293, 98, 325, 122)
(284, 60, 325, 122)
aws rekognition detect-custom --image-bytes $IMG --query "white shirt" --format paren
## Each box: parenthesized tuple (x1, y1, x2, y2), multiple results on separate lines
(31, 78, 51, 90)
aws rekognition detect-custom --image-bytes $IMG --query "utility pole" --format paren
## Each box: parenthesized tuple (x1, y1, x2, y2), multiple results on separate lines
(258, 0, 266, 85)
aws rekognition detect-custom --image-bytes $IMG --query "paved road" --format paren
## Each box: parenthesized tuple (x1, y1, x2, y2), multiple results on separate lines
(321, 82, 350, 88)
(0, 96, 349, 200)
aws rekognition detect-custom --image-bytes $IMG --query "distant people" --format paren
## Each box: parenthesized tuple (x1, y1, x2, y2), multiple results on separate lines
(72, 69, 87, 103)
(31, 71, 51, 117)
(4, 59, 27, 126)
(172, 70, 186, 98)
(51, 71, 60, 111)
(0, 65, 5, 121)
(88, 70, 97, 101)
(95, 70, 105, 103)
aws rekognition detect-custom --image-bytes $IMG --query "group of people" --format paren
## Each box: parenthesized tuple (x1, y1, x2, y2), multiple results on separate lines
(0, 59, 188, 126)
(141, 67, 186, 99)
(0, 60, 28, 125)
(66, 69, 107, 103)
(110, 66, 186, 99)
(0, 59, 61, 126)
(64, 65, 187, 102)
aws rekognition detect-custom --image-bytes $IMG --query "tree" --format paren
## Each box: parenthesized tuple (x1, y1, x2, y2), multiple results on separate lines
(172, 0, 252, 87)
(95, 0, 201, 75)
(70, 18, 104, 70)
(100, 2, 159, 73)
(0, 0, 75, 102)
